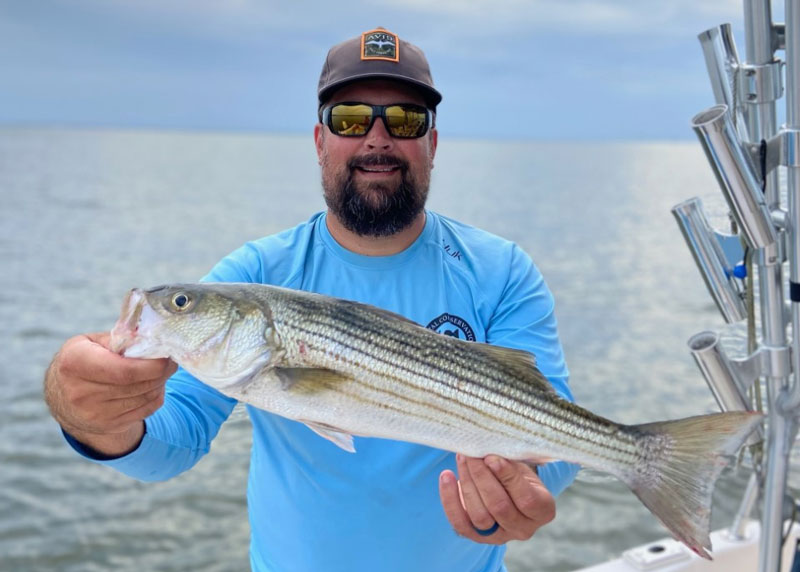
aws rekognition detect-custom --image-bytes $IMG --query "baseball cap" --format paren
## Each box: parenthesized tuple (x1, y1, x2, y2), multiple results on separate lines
(317, 27, 442, 110)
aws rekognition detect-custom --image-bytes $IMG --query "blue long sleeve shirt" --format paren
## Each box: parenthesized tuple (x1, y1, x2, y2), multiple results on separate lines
(67, 211, 579, 572)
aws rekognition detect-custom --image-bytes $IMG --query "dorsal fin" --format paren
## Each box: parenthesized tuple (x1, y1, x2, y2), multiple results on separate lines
(333, 297, 420, 326)
(473, 343, 556, 394)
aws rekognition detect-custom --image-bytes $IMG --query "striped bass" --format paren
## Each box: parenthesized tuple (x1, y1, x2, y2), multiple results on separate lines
(109, 282, 762, 559)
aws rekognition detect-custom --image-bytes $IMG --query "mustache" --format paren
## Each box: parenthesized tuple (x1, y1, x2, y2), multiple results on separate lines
(348, 154, 408, 171)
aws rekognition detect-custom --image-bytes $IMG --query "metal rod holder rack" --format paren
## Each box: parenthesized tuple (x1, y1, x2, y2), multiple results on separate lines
(678, 2, 800, 570)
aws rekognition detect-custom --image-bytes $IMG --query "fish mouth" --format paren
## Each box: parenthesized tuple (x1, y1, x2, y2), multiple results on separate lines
(110, 288, 145, 355)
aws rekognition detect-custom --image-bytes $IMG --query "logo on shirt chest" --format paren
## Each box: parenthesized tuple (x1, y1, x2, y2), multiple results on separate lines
(426, 313, 476, 341)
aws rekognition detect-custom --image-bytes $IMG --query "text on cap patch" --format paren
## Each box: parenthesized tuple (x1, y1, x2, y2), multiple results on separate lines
(361, 28, 399, 62)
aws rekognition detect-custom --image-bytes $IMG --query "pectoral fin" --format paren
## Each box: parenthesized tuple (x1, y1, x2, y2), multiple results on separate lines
(302, 421, 356, 453)
(274, 367, 352, 392)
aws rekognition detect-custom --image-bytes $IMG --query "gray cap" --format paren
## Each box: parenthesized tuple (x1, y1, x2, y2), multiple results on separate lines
(317, 27, 442, 110)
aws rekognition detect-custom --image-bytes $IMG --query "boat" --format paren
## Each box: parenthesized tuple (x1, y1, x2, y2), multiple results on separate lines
(574, 1, 800, 570)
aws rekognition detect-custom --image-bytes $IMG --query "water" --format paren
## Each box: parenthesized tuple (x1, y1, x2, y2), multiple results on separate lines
(0, 128, 768, 571)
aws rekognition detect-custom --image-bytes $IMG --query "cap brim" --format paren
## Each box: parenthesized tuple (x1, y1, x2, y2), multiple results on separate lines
(318, 73, 442, 109)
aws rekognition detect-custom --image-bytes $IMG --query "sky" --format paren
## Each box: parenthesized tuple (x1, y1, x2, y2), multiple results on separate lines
(0, 0, 783, 140)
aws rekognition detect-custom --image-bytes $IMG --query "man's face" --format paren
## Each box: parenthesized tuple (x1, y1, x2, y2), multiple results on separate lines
(314, 80, 438, 237)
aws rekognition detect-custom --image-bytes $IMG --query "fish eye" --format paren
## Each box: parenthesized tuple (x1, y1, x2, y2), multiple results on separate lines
(171, 292, 192, 311)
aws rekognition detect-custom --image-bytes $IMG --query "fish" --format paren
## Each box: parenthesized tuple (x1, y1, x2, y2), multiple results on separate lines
(109, 282, 762, 559)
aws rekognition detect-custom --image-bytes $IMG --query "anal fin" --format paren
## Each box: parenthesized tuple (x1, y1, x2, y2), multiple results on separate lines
(302, 420, 356, 453)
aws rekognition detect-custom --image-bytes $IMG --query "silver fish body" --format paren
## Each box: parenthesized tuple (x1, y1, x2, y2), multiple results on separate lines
(110, 283, 762, 559)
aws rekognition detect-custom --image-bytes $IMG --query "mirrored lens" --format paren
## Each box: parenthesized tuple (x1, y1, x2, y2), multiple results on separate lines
(385, 105, 428, 138)
(329, 104, 373, 136)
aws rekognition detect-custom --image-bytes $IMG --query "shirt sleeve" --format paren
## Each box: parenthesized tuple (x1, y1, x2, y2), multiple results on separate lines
(62, 246, 260, 480)
(486, 244, 579, 497)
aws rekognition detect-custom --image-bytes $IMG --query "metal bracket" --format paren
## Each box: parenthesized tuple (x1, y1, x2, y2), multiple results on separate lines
(728, 348, 762, 392)
(771, 207, 788, 230)
(728, 345, 791, 391)
(757, 344, 792, 380)
(757, 129, 800, 174)
(738, 61, 784, 104)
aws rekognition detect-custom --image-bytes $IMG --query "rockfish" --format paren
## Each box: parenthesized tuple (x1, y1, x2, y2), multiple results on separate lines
(110, 283, 762, 559)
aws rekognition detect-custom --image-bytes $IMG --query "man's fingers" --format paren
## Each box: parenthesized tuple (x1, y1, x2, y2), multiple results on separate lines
(85, 331, 111, 348)
(439, 466, 510, 545)
(442, 455, 556, 544)
(114, 375, 170, 398)
(59, 334, 175, 386)
(485, 455, 555, 526)
(462, 455, 529, 536)
(92, 353, 175, 386)
(71, 386, 166, 434)
(439, 470, 474, 535)
(457, 454, 497, 531)
(77, 375, 168, 399)
(117, 396, 165, 427)
(108, 387, 167, 413)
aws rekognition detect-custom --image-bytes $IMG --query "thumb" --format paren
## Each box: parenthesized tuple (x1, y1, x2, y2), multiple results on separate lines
(485, 455, 538, 485)
(86, 331, 112, 350)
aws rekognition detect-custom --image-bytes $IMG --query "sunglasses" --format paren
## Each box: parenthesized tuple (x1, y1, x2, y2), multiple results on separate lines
(320, 102, 433, 139)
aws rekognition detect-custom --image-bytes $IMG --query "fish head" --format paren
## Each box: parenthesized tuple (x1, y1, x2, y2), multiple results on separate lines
(110, 284, 274, 388)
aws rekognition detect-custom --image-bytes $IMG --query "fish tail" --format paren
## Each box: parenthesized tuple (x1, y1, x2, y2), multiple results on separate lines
(625, 411, 762, 560)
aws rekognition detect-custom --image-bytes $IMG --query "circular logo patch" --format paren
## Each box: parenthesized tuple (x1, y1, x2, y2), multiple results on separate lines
(426, 313, 476, 341)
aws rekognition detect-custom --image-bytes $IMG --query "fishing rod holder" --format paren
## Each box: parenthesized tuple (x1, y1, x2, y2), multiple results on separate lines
(690, 4, 800, 571)
(688, 330, 775, 444)
(672, 198, 747, 323)
(689, 330, 791, 392)
(699, 24, 751, 137)
(700, 25, 742, 107)
(700, 23, 784, 108)
(692, 104, 778, 250)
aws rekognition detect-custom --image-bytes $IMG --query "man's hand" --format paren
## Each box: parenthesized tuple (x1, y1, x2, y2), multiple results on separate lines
(44, 332, 176, 457)
(439, 454, 555, 544)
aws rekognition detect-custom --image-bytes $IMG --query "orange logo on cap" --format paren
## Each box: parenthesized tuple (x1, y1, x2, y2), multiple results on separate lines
(361, 27, 399, 62)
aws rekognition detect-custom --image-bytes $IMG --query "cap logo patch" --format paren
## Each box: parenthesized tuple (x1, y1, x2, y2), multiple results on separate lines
(361, 28, 399, 62)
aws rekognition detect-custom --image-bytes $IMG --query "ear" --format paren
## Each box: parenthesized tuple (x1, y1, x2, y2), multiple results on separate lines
(314, 123, 324, 165)
(429, 127, 438, 167)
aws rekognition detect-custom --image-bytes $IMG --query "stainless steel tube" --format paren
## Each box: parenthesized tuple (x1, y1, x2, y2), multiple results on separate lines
(673, 199, 747, 323)
(692, 105, 778, 250)
(760, 392, 793, 572)
(745, 0, 778, 172)
(699, 24, 750, 139)
(729, 472, 760, 540)
(688, 331, 764, 445)
(783, 0, 800, 411)
(743, 2, 789, 570)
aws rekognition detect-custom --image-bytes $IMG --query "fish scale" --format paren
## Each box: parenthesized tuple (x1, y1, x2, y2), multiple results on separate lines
(278, 300, 638, 465)
(110, 282, 764, 559)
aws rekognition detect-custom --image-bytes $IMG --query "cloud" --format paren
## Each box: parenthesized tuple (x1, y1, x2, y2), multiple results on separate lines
(370, 0, 746, 36)
(0, 0, 762, 139)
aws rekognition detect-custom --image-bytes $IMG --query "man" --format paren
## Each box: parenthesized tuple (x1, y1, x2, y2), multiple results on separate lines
(44, 28, 578, 571)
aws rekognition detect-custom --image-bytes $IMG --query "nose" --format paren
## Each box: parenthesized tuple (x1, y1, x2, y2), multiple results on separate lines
(364, 116, 394, 151)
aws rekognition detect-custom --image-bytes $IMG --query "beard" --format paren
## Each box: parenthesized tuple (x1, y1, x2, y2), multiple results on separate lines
(321, 152, 430, 237)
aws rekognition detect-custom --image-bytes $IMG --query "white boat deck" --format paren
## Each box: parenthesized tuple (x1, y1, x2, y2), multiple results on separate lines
(575, 521, 800, 572)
